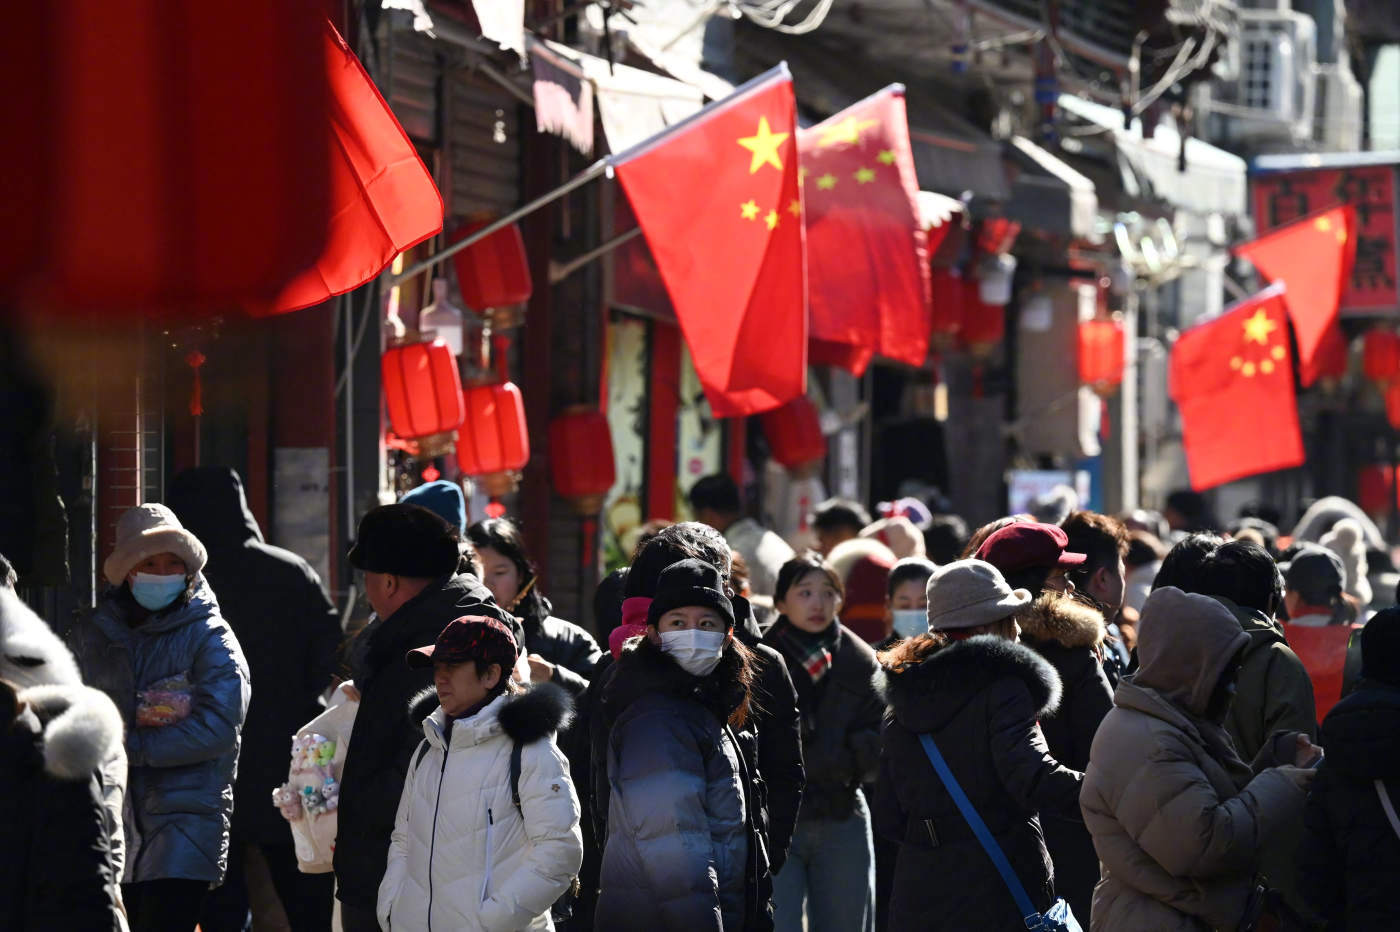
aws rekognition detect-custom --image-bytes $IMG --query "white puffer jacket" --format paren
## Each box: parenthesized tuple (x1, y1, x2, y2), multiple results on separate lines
(378, 684, 583, 932)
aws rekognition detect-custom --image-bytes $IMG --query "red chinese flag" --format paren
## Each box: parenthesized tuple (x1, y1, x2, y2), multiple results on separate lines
(611, 65, 806, 417)
(798, 86, 930, 374)
(1170, 286, 1305, 490)
(255, 19, 444, 315)
(1234, 205, 1356, 386)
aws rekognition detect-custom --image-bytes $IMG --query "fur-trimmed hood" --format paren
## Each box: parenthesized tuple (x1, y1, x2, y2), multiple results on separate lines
(13, 683, 124, 780)
(0, 587, 82, 688)
(879, 633, 1061, 733)
(1015, 592, 1105, 650)
(408, 681, 574, 746)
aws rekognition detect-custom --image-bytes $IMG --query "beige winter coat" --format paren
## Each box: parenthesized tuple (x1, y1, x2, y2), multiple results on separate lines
(1079, 587, 1307, 931)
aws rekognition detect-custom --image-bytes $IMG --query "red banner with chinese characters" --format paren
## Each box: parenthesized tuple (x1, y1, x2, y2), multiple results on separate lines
(1252, 164, 1399, 314)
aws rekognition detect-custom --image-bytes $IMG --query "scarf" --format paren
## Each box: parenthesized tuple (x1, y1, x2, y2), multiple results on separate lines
(772, 617, 842, 686)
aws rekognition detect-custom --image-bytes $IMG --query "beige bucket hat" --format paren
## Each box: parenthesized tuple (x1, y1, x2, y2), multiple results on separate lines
(102, 503, 207, 586)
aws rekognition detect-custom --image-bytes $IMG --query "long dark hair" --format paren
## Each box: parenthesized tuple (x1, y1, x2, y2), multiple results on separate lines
(467, 518, 550, 624)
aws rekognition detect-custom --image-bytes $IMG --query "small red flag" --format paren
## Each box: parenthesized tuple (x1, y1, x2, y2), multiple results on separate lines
(798, 86, 930, 374)
(256, 20, 444, 315)
(1235, 205, 1357, 386)
(1170, 286, 1305, 490)
(611, 65, 806, 417)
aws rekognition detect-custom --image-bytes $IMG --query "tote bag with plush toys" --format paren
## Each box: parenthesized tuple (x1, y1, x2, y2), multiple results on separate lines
(273, 683, 359, 873)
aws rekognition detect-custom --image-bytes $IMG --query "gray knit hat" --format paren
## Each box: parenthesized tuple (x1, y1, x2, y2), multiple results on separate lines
(925, 559, 1032, 631)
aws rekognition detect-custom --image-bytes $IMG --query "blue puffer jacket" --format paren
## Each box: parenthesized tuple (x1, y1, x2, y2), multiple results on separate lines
(69, 578, 250, 884)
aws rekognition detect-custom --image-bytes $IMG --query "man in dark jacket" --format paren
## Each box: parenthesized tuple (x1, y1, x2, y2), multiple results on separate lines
(333, 504, 513, 932)
(166, 466, 343, 932)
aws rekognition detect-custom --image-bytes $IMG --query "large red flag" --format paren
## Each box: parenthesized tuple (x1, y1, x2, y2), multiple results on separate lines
(1235, 205, 1356, 386)
(256, 19, 444, 315)
(1170, 285, 1306, 490)
(610, 65, 806, 416)
(798, 86, 930, 375)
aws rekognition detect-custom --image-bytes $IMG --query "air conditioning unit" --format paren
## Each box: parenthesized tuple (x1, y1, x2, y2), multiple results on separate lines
(1313, 62, 1363, 151)
(1203, 10, 1317, 145)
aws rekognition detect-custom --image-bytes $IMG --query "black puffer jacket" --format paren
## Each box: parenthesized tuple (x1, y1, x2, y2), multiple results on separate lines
(875, 634, 1082, 931)
(333, 572, 511, 910)
(522, 603, 603, 697)
(1301, 682, 1400, 930)
(166, 466, 343, 844)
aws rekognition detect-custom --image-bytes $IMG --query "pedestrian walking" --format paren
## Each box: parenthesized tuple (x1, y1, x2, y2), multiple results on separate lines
(595, 558, 758, 931)
(689, 473, 795, 598)
(874, 559, 1082, 931)
(764, 552, 884, 932)
(1080, 586, 1317, 931)
(378, 616, 583, 930)
(68, 503, 251, 932)
(882, 557, 937, 647)
(167, 466, 342, 932)
(810, 498, 872, 557)
(334, 503, 513, 932)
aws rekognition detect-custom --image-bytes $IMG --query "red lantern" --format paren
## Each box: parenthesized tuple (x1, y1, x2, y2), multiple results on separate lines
(451, 221, 533, 312)
(975, 217, 1021, 256)
(761, 396, 827, 475)
(1363, 328, 1400, 385)
(381, 340, 467, 439)
(1358, 465, 1400, 515)
(959, 278, 1005, 354)
(458, 382, 530, 495)
(1078, 316, 1127, 396)
(929, 269, 964, 347)
(549, 408, 616, 513)
(1386, 381, 1400, 430)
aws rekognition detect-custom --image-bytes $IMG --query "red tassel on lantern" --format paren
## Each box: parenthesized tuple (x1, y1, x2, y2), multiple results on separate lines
(929, 269, 963, 348)
(381, 340, 467, 439)
(1363, 329, 1400, 385)
(549, 407, 616, 514)
(959, 278, 1005, 355)
(761, 396, 827, 475)
(451, 221, 533, 312)
(1078, 316, 1126, 397)
(186, 351, 207, 417)
(1386, 381, 1400, 430)
(458, 381, 530, 496)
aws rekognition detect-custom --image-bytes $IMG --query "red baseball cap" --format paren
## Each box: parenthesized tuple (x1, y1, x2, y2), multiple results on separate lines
(975, 522, 1086, 574)
(406, 615, 519, 670)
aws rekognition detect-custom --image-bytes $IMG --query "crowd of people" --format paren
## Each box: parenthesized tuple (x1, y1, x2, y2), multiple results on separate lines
(3, 470, 1400, 931)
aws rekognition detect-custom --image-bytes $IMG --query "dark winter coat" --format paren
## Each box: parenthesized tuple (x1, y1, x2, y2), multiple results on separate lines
(521, 600, 603, 697)
(0, 683, 124, 931)
(874, 634, 1082, 932)
(762, 620, 882, 822)
(1016, 594, 1112, 920)
(1300, 682, 1400, 930)
(70, 579, 250, 884)
(333, 572, 512, 910)
(595, 636, 754, 932)
(1218, 598, 1319, 760)
(166, 466, 342, 844)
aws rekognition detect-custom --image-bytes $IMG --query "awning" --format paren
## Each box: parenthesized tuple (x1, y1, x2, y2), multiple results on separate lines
(1005, 136, 1099, 241)
(908, 110, 1011, 207)
(1058, 93, 1247, 216)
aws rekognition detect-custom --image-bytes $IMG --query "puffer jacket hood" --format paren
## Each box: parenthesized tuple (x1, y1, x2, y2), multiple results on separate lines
(1134, 587, 1249, 718)
(1015, 592, 1105, 649)
(19, 683, 123, 781)
(166, 466, 262, 553)
(1318, 683, 1400, 779)
(881, 632, 1061, 732)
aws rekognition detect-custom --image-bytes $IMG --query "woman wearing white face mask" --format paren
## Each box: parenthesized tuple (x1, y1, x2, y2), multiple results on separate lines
(595, 558, 758, 931)
(881, 558, 938, 648)
(69, 503, 250, 932)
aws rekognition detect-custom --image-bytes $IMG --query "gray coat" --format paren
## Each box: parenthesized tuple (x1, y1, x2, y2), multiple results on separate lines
(70, 579, 250, 884)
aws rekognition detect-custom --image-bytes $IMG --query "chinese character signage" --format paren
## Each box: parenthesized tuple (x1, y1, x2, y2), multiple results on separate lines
(1252, 164, 1399, 314)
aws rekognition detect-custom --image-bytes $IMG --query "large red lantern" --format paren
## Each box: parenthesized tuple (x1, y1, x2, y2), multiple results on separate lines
(761, 396, 827, 475)
(549, 407, 616, 513)
(959, 278, 1005, 355)
(458, 382, 530, 496)
(1079, 315, 1127, 396)
(1363, 328, 1400, 385)
(381, 340, 467, 439)
(451, 221, 533, 312)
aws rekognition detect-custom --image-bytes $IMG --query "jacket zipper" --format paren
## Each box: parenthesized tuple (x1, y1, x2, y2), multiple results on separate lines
(426, 733, 450, 932)
(481, 807, 496, 904)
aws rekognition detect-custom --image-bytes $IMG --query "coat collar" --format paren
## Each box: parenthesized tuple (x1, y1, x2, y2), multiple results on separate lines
(1015, 593, 1105, 650)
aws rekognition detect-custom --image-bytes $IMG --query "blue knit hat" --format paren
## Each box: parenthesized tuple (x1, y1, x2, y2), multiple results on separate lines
(400, 480, 467, 536)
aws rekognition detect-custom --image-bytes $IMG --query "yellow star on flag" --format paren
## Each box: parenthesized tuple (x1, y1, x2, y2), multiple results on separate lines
(1271, 345, 1285, 361)
(737, 117, 790, 174)
(854, 167, 876, 184)
(765, 210, 779, 231)
(739, 200, 760, 221)
(817, 117, 880, 148)
(816, 173, 837, 190)
(787, 199, 801, 217)
(876, 150, 896, 165)
(1242, 309, 1278, 345)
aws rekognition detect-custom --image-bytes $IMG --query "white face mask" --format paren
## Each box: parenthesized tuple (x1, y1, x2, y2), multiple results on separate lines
(659, 629, 726, 677)
(891, 609, 928, 640)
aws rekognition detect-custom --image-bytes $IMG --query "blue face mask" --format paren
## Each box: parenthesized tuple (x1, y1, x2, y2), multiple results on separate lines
(131, 573, 187, 611)
(891, 608, 928, 640)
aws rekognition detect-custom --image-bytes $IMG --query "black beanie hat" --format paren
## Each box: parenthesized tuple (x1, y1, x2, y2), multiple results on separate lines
(646, 558, 735, 629)
(1362, 607, 1400, 689)
(348, 504, 460, 578)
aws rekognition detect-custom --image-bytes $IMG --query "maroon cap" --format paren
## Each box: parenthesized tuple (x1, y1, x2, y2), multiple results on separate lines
(406, 615, 519, 671)
(975, 522, 1086, 574)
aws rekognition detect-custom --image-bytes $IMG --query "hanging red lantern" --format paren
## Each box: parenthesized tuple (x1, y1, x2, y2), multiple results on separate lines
(549, 407, 617, 514)
(381, 340, 467, 439)
(761, 396, 827, 476)
(929, 268, 964, 348)
(458, 381, 530, 496)
(450, 221, 533, 312)
(959, 277, 1005, 355)
(1386, 381, 1400, 430)
(1363, 328, 1400, 385)
(1078, 315, 1127, 397)
(975, 217, 1021, 256)
(1311, 328, 1350, 388)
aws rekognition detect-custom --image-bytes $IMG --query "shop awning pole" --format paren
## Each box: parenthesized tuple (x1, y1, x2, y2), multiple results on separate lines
(389, 158, 610, 286)
(548, 227, 644, 284)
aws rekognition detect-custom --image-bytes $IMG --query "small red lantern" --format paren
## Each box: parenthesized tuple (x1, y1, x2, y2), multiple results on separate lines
(382, 340, 467, 439)
(458, 382, 530, 496)
(959, 278, 1005, 355)
(761, 396, 827, 475)
(450, 221, 533, 312)
(975, 217, 1021, 256)
(549, 407, 617, 514)
(1078, 315, 1127, 396)
(1363, 328, 1400, 385)
(929, 268, 964, 348)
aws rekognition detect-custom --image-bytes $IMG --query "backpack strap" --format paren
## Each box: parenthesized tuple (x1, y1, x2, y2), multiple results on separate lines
(510, 739, 524, 816)
(412, 739, 432, 773)
(1378, 779, 1400, 843)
